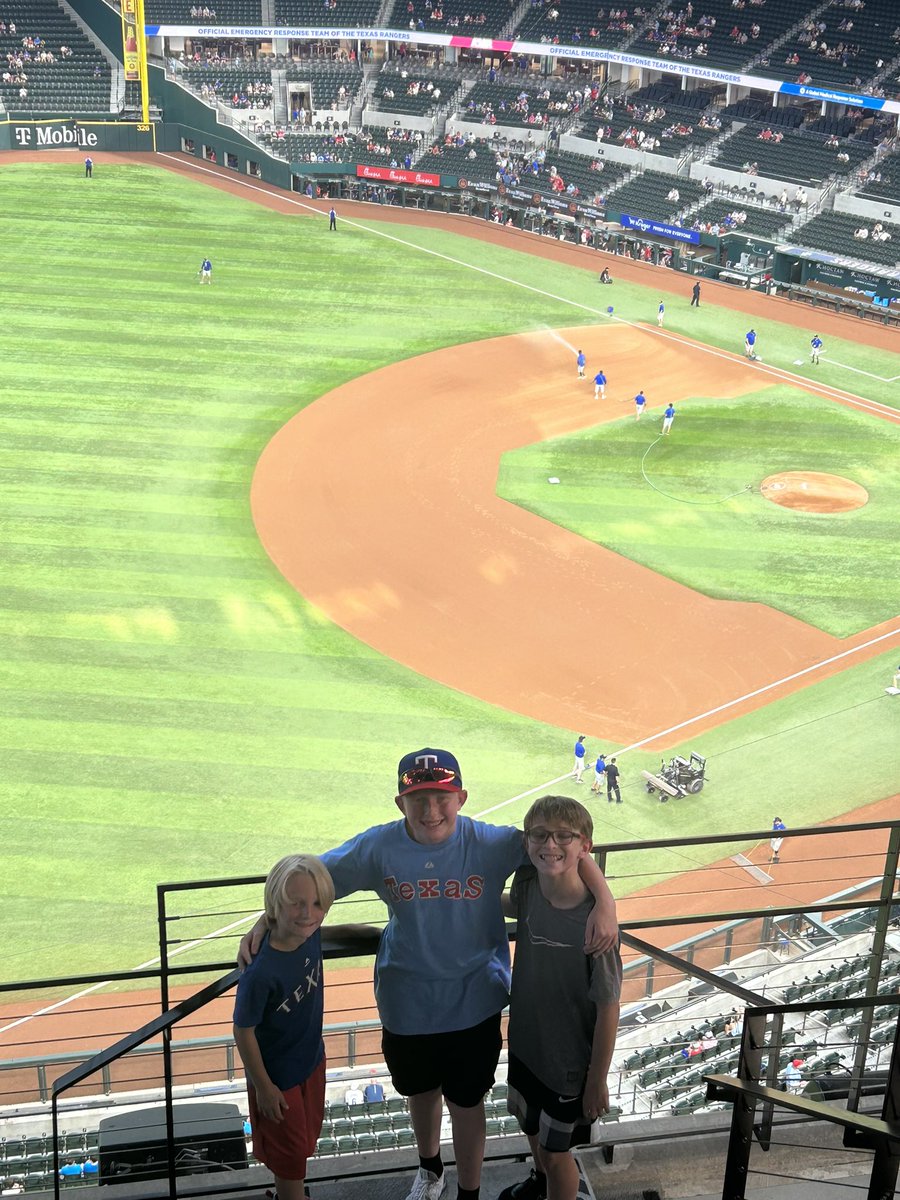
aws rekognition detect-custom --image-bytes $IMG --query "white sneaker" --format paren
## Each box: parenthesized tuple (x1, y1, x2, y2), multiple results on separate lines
(405, 1167, 447, 1200)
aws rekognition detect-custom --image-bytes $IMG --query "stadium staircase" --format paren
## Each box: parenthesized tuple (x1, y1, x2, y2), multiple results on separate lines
(58, 0, 120, 93)
(743, 0, 831, 73)
(350, 61, 378, 126)
(271, 68, 287, 124)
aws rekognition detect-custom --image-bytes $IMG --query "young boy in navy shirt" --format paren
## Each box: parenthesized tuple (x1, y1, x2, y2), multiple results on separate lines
(500, 797, 621, 1200)
(234, 855, 371, 1200)
(240, 750, 617, 1200)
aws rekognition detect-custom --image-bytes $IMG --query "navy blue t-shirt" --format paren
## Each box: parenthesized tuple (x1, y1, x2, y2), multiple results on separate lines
(233, 930, 324, 1090)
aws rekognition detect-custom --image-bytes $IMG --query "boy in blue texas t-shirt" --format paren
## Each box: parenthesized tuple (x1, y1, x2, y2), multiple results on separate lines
(240, 749, 617, 1200)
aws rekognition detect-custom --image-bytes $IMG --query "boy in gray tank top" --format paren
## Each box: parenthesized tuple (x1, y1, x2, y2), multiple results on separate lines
(500, 796, 622, 1200)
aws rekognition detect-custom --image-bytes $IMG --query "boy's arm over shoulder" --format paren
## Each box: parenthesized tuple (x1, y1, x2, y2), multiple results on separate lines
(578, 854, 618, 954)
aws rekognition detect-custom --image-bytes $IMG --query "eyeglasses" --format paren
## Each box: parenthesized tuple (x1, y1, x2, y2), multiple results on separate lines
(525, 828, 580, 846)
(399, 766, 458, 788)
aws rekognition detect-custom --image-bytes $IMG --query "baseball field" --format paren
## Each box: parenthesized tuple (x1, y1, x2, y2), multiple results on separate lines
(1, 154, 898, 987)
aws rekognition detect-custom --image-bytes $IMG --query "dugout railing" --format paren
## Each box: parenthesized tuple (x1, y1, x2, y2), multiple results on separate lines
(0, 818, 897, 1198)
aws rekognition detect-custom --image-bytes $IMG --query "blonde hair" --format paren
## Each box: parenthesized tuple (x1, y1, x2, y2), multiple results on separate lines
(264, 855, 335, 924)
(524, 795, 593, 841)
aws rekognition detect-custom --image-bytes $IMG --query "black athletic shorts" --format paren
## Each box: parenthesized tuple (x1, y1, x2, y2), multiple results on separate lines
(507, 1052, 593, 1152)
(381, 1010, 503, 1108)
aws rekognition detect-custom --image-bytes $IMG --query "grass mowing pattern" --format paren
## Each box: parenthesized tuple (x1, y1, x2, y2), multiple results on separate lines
(1, 164, 897, 982)
(0, 164, 596, 979)
(498, 388, 900, 636)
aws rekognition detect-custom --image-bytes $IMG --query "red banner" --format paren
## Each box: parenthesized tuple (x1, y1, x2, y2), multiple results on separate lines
(356, 164, 441, 188)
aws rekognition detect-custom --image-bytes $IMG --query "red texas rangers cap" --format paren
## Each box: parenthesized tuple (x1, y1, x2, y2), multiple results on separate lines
(397, 748, 463, 796)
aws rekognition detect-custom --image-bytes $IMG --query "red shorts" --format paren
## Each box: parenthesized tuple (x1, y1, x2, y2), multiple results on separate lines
(248, 1057, 326, 1181)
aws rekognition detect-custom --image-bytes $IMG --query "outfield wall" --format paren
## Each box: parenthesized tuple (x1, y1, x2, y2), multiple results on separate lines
(0, 120, 155, 152)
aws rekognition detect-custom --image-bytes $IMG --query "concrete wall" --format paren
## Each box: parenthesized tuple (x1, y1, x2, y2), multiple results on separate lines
(834, 191, 900, 224)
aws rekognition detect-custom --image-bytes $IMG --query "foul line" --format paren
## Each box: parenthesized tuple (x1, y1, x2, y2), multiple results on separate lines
(476, 625, 899, 818)
(826, 359, 900, 383)
(0, 912, 258, 1040)
(158, 154, 900, 425)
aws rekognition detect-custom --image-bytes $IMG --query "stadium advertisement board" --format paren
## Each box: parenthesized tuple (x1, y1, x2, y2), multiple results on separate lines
(620, 214, 700, 244)
(356, 164, 440, 187)
(146, 25, 900, 114)
(3, 122, 155, 151)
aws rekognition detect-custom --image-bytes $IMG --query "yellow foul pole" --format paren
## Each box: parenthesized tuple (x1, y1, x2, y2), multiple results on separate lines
(121, 0, 150, 125)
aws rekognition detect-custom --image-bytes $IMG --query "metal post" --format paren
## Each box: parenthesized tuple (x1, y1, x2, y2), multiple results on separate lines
(51, 1098, 61, 1200)
(720, 1009, 767, 1199)
(755, 1011, 783, 1151)
(866, 1015, 900, 1198)
(157, 885, 178, 1200)
(847, 825, 900, 1112)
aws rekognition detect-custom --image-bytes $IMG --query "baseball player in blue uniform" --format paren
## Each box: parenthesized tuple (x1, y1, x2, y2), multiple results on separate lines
(810, 335, 823, 365)
(662, 403, 676, 434)
(593, 370, 607, 400)
(573, 734, 587, 782)
(634, 390, 647, 420)
(745, 328, 757, 359)
(657, 300, 665, 327)
(769, 817, 786, 864)
(590, 753, 607, 794)
(200, 257, 212, 284)
(577, 349, 586, 379)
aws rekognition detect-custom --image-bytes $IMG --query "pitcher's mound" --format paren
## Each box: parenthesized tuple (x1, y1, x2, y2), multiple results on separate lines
(760, 471, 868, 513)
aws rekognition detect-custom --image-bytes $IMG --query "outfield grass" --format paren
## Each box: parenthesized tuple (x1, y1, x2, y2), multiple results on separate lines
(1, 164, 897, 984)
(497, 386, 900, 636)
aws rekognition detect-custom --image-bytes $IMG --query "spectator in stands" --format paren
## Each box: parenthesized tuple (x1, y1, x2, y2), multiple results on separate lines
(499, 795, 621, 1200)
(240, 749, 618, 1200)
(781, 1059, 804, 1093)
(344, 1083, 365, 1105)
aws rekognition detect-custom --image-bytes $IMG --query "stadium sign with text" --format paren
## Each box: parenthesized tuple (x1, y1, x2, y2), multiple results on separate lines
(620, 214, 699, 244)
(5, 122, 155, 151)
(147, 25, 900, 114)
(13, 125, 99, 148)
(356, 164, 440, 187)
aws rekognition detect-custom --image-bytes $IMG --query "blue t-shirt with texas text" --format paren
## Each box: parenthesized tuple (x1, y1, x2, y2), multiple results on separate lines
(233, 930, 324, 1090)
(323, 816, 525, 1036)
